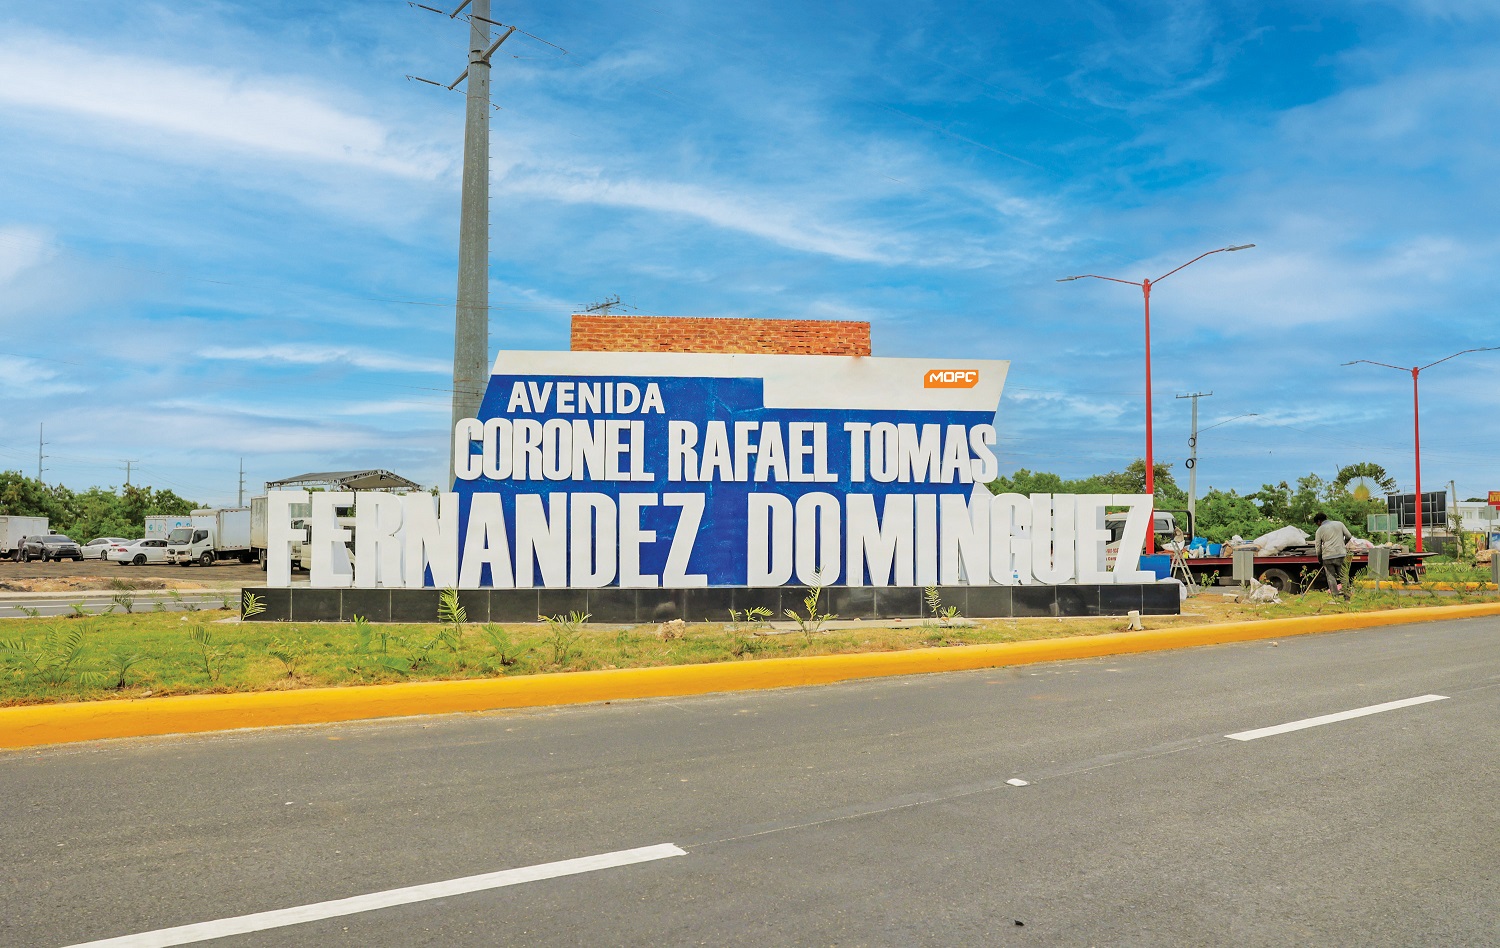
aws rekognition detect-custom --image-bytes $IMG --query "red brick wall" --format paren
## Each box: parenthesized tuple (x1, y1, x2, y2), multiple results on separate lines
(570, 315, 871, 356)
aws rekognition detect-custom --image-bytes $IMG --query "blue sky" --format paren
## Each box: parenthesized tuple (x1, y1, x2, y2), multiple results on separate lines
(1, 0, 1497, 506)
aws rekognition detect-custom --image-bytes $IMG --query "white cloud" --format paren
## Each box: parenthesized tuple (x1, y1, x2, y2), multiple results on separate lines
(1004, 389, 1131, 422)
(1383, 0, 1500, 19)
(0, 227, 56, 285)
(328, 398, 450, 416)
(0, 34, 444, 178)
(500, 166, 900, 263)
(1062, 1, 1235, 112)
(0, 353, 84, 398)
(198, 344, 449, 374)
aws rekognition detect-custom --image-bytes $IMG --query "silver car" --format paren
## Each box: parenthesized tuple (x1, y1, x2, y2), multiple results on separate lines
(81, 537, 131, 560)
(108, 538, 169, 566)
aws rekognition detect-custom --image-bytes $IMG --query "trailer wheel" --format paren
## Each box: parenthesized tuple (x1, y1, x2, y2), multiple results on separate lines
(1258, 567, 1295, 592)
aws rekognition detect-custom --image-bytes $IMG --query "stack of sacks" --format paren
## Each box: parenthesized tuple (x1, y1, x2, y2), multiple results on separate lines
(1253, 525, 1310, 555)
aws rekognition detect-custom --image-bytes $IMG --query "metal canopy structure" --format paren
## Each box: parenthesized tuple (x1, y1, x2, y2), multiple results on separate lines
(266, 470, 422, 492)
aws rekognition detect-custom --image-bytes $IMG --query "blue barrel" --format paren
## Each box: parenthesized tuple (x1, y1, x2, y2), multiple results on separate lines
(1140, 554, 1172, 580)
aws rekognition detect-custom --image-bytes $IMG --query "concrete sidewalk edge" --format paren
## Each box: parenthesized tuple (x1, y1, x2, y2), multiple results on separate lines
(5, 601, 1499, 750)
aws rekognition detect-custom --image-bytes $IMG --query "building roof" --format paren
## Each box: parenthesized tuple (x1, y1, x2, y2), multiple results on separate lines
(266, 470, 422, 492)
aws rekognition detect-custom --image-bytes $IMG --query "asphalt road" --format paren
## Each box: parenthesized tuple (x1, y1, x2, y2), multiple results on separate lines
(2, 617, 1496, 947)
(0, 591, 232, 619)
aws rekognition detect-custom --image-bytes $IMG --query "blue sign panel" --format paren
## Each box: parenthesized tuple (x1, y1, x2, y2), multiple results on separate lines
(450, 351, 1009, 588)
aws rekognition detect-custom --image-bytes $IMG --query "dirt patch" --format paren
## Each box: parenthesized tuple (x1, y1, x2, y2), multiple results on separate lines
(0, 577, 209, 593)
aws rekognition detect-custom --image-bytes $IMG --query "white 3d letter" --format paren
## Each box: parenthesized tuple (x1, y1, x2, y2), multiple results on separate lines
(266, 489, 309, 588)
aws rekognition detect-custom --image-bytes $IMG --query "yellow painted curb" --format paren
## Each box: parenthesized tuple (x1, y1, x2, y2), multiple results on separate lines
(1354, 581, 1498, 591)
(4, 601, 1500, 750)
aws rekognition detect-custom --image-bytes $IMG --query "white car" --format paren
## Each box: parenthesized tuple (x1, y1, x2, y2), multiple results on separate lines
(108, 538, 169, 566)
(81, 537, 131, 560)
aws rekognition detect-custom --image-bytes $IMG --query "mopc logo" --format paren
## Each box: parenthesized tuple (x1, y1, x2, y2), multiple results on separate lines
(924, 368, 980, 388)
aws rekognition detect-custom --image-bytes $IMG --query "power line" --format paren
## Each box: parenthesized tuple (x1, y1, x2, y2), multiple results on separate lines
(0, 351, 83, 367)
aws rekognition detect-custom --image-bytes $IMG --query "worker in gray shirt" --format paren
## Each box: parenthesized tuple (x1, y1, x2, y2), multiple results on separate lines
(1312, 512, 1354, 600)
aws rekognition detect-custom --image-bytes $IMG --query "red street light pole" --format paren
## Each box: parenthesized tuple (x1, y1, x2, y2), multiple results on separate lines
(1343, 346, 1500, 553)
(1059, 244, 1255, 554)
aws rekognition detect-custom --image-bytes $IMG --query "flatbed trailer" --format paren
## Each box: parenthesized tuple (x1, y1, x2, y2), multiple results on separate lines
(1181, 548, 1431, 592)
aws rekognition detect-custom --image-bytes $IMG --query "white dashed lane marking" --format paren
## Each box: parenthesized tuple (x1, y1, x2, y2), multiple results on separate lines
(63, 844, 687, 948)
(1226, 694, 1449, 742)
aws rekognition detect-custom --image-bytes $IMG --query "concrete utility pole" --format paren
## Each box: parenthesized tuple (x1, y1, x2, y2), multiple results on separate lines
(37, 423, 45, 482)
(408, 2, 527, 484)
(449, 0, 509, 485)
(1176, 392, 1212, 527)
(238, 458, 245, 507)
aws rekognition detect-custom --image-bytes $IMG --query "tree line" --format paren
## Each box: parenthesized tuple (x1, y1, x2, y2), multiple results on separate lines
(985, 459, 1389, 544)
(0, 472, 199, 542)
(1, 462, 1395, 548)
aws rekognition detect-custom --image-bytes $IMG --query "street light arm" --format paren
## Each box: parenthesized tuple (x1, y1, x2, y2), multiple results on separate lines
(1342, 359, 1410, 372)
(1152, 244, 1255, 284)
(1417, 345, 1500, 372)
(1056, 274, 1144, 287)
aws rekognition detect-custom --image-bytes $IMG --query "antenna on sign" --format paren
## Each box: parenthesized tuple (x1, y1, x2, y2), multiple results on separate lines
(581, 295, 635, 315)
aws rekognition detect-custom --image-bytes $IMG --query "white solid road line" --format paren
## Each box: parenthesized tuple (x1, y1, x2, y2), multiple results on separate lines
(63, 843, 687, 948)
(1226, 694, 1449, 742)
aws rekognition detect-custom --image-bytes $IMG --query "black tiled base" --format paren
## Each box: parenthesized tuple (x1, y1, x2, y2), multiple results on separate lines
(390, 589, 443, 623)
(1141, 583, 1182, 615)
(248, 587, 291, 622)
(963, 585, 1011, 617)
(582, 588, 636, 624)
(1055, 585, 1100, 617)
(493, 590, 541, 623)
(874, 586, 923, 619)
(240, 583, 1179, 623)
(290, 589, 341, 622)
(1011, 585, 1058, 617)
(341, 588, 392, 623)
(826, 585, 878, 620)
(636, 589, 684, 623)
(1099, 585, 1144, 615)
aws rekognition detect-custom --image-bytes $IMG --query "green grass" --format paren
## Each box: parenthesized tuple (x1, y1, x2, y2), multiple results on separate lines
(0, 609, 1111, 705)
(0, 588, 1494, 707)
(1419, 558, 1493, 584)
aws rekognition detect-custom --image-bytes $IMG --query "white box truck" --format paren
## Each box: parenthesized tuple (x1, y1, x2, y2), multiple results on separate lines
(249, 495, 312, 571)
(0, 516, 49, 561)
(165, 508, 254, 566)
(144, 515, 194, 541)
